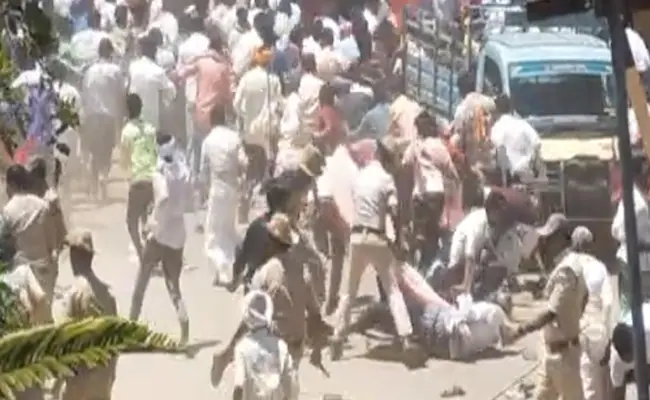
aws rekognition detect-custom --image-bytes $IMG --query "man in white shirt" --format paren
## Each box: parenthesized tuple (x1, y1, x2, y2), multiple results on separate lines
(611, 156, 650, 308)
(338, 262, 518, 361)
(129, 134, 191, 346)
(609, 303, 650, 399)
(572, 226, 613, 400)
(247, 0, 269, 28)
(231, 13, 264, 80)
(148, 1, 179, 46)
(201, 106, 248, 286)
(437, 188, 523, 301)
(490, 94, 543, 184)
(228, 8, 251, 52)
(81, 38, 126, 199)
(128, 35, 176, 130)
(320, 15, 341, 44)
(363, 0, 389, 34)
(234, 46, 283, 220)
(208, 0, 238, 41)
(626, 26, 650, 90)
(330, 135, 415, 361)
(297, 54, 324, 144)
(70, 10, 111, 66)
(147, 27, 176, 72)
(315, 28, 344, 82)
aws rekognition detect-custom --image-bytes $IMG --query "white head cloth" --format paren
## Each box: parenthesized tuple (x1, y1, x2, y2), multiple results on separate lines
(241, 290, 274, 330)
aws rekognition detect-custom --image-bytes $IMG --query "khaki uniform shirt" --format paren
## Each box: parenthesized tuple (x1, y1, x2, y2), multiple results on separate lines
(542, 251, 588, 345)
(62, 275, 118, 400)
(251, 254, 320, 344)
(3, 193, 54, 267)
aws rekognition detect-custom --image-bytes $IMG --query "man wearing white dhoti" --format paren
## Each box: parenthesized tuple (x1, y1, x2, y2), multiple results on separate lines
(201, 105, 249, 285)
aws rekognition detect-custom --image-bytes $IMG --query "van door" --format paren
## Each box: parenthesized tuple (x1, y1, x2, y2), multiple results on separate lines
(482, 55, 504, 96)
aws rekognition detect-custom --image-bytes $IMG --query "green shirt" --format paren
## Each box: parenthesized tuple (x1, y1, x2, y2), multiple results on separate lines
(121, 119, 157, 181)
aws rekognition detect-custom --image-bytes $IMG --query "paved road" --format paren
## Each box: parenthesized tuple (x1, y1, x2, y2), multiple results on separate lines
(54, 171, 542, 400)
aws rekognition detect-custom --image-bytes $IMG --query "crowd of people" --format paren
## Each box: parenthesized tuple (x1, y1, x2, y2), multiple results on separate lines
(3, 0, 650, 399)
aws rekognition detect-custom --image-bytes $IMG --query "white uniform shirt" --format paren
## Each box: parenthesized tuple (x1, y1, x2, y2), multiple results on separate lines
(351, 160, 397, 231)
(448, 208, 521, 273)
(490, 114, 541, 181)
(611, 184, 650, 271)
(128, 56, 176, 129)
(82, 59, 125, 117)
(200, 126, 247, 188)
(177, 32, 210, 103)
(626, 27, 650, 73)
(150, 160, 190, 249)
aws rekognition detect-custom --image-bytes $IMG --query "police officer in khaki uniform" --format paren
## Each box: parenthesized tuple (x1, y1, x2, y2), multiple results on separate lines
(28, 157, 67, 258)
(60, 230, 118, 400)
(509, 213, 588, 400)
(330, 135, 415, 361)
(3, 165, 58, 324)
(211, 213, 328, 387)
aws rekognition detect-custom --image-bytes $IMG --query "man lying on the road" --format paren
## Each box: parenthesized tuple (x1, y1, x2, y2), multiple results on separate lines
(334, 262, 517, 361)
(609, 303, 650, 400)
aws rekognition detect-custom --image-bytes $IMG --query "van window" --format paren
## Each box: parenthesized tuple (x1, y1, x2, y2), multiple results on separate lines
(508, 61, 612, 118)
(483, 56, 503, 95)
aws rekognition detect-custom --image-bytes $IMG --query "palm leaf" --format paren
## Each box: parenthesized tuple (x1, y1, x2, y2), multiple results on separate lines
(0, 316, 181, 400)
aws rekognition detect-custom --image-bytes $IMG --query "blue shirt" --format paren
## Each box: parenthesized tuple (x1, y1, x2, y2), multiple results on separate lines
(26, 85, 56, 145)
(70, 0, 91, 33)
(353, 102, 391, 139)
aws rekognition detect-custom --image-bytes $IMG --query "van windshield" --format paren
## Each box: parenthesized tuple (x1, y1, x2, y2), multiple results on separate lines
(508, 61, 612, 118)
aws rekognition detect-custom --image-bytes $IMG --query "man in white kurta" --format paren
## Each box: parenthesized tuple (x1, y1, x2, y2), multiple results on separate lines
(233, 48, 282, 180)
(128, 35, 176, 130)
(201, 106, 248, 285)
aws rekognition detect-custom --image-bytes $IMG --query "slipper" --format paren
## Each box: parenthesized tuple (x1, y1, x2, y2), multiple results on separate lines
(440, 385, 466, 398)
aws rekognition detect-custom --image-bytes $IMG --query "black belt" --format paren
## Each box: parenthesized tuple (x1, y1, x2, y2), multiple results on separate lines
(351, 226, 384, 235)
(547, 337, 579, 354)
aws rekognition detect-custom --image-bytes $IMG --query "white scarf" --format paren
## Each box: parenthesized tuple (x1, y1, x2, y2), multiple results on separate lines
(157, 138, 189, 182)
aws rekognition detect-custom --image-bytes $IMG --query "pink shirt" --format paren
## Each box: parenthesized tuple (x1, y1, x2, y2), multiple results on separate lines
(403, 136, 458, 196)
(177, 51, 231, 132)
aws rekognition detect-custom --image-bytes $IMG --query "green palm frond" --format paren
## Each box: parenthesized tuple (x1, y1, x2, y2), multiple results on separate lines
(0, 316, 181, 400)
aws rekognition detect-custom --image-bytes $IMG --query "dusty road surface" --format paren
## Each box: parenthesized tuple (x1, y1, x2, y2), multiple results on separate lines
(52, 168, 545, 400)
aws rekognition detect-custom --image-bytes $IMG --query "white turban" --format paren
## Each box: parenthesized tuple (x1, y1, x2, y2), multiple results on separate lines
(241, 290, 274, 330)
(157, 137, 176, 162)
